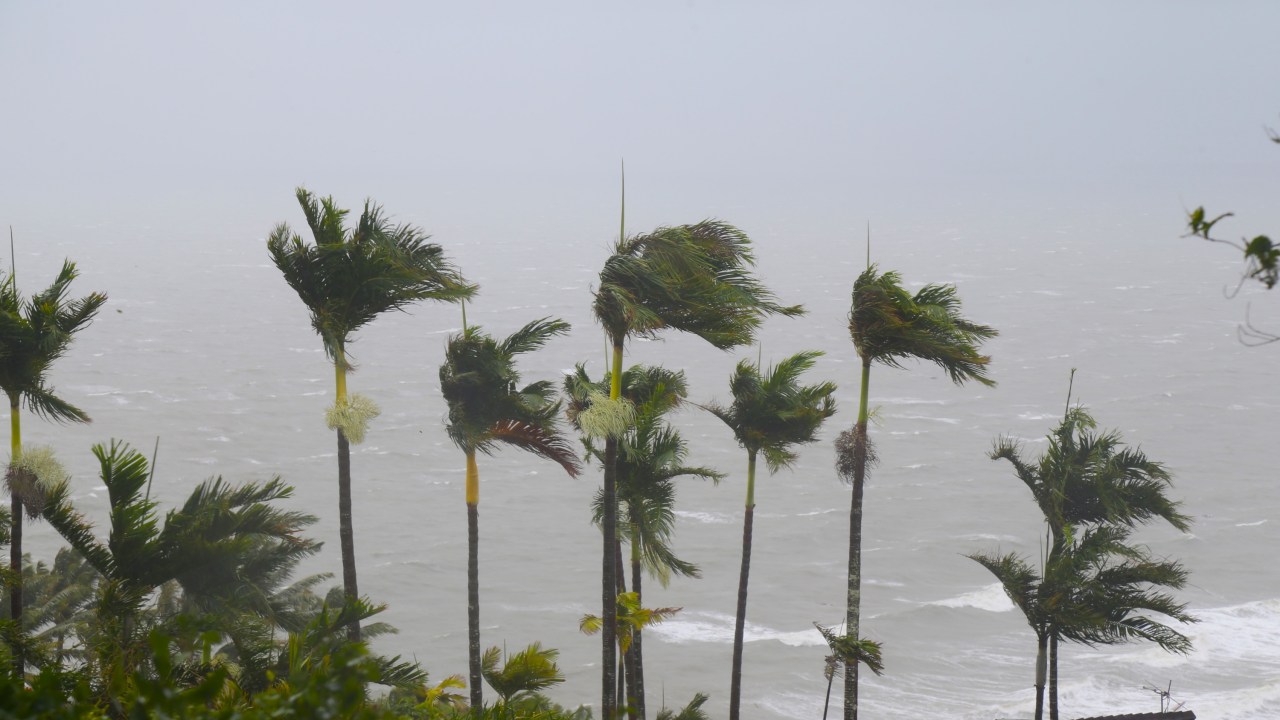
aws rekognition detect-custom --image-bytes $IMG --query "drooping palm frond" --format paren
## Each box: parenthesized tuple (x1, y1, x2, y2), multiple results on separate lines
(849, 265, 996, 386)
(707, 351, 837, 473)
(440, 318, 580, 476)
(593, 221, 803, 348)
(577, 364, 718, 584)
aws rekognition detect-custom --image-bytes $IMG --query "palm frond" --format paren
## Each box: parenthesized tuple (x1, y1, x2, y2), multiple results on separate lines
(850, 265, 996, 386)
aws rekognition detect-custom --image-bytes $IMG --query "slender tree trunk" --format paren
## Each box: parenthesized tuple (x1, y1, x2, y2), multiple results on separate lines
(466, 451, 483, 715)
(1049, 633, 1059, 720)
(1034, 632, 1047, 720)
(334, 359, 361, 643)
(615, 538, 628, 718)
(601, 341, 624, 720)
(844, 360, 871, 720)
(729, 451, 758, 720)
(630, 529, 646, 720)
(8, 394, 23, 679)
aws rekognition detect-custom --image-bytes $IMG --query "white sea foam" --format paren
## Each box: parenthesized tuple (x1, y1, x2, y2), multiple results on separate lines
(928, 583, 1014, 612)
(1235, 519, 1268, 527)
(674, 510, 734, 525)
(890, 414, 961, 424)
(649, 610, 824, 647)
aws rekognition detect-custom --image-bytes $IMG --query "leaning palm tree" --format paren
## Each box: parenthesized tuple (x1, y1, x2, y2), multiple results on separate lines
(269, 187, 475, 640)
(988, 396, 1192, 720)
(569, 363, 721, 718)
(841, 265, 996, 720)
(590, 200, 801, 718)
(707, 351, 836, 720)
(970, 524, 1193, 720)
(0, 258, 106, 676)
(439, 316, 581, 713)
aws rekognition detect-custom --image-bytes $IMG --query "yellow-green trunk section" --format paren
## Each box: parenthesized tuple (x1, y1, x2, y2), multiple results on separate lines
(334, 358, 348, 403)
(610, 343, 623, 401)
(9, 395, 20, 461)
(465, 451, 480, 506)
(857, 361, 871, 426)
(745, 451, 758, 509)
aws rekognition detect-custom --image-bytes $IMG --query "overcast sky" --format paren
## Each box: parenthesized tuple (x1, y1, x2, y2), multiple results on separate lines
(3, 2, 1278, 244)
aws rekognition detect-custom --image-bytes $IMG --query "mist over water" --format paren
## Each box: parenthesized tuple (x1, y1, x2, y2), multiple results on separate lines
(4, 2, 1280, 717)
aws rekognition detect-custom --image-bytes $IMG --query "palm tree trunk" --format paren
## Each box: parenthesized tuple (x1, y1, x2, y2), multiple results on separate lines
(601, 340, 624, 720)
(1049, 633, 1059, 720)
(729, 451, 758, 720)
(1034, 632, 1047, 720)
(334, 359, 361, 643)
(466, 450, 483, 715)
(630, 527, 646, 720)
(844, 360, 871, 720)
(8, 394, 23, 679)
(614, 538, 628, 718)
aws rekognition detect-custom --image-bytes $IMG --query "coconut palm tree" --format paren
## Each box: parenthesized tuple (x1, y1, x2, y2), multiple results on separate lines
(841, 265, 996, 720)
(707, 351, 836, 720)
(269, 187, 475, 640)
(439, 316, 581, 713)
(987, 398, 1192, 720)
(590, 208, 801, 718)
(0, 258, 106, 676)
(568, 364, 722, 718)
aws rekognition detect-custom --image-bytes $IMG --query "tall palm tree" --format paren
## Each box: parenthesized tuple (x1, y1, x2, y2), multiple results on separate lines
(0, 259, 106, 677)
(591, 208, 801, 718)
(269, 187, 475, 640)
(707, 351, 836, 720)
(568, 364, 722, 718)
(841, 265, 996, 720)
(987, 399, 1191, 720)
(439, 316, 581, 713)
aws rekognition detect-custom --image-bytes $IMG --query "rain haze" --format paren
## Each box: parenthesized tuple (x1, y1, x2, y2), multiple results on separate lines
(2, 2, 1280, 718)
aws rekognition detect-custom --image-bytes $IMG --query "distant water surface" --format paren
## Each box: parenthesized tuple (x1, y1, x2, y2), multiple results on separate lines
(20, 205, 1280, 719)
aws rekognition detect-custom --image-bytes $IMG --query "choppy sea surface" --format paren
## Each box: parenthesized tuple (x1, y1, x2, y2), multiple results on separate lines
(18, 207, 1280, 719)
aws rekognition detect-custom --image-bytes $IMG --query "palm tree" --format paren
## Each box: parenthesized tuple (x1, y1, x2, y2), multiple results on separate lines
(39, 440, 320, 689)
(0, 258, 106, 676)
(580, 590, 682, 709)
(841, 265, 995, 720)
(987, 398, 1192, 719)
(439, 317, 581, 713)
(480, 641, 565, 716)
(970, 524, 1193, 720)
(567, 363, 721, 718)
(590, 205, 801, 718)
(269, 187, 475, 640)
(707, 351, 836, 720)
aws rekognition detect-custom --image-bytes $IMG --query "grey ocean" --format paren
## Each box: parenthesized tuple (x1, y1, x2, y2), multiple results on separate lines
(19, 207, 1279, 719)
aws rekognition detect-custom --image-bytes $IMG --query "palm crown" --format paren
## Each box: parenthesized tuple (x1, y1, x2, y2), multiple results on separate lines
(708, 351, 838, 472)
(0, 261, 107, 421)
(849, 265, 996, 385)
(593, 221, 802, 349)
(990, 406, 1191, 537)
(439, 318, 579, 474)
(268, 187, 477, 366)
